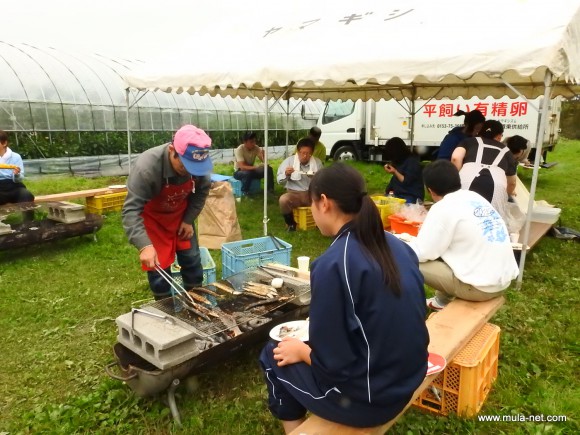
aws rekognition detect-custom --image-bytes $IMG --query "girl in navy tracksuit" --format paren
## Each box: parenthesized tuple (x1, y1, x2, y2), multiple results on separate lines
(259, 163, 429, 432)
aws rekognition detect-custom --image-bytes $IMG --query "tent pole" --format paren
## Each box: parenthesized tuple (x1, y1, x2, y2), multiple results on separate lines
(286, 98, 290, 158)
(516, 71, 553, 288)
(263, 91, 270, 236)
(125, 89, 132, 173)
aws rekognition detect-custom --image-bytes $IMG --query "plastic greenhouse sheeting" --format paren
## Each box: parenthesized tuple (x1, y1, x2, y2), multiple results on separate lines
(0, 41, 322, 134)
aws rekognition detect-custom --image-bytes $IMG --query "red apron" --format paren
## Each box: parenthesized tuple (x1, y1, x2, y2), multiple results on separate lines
(141, 177, 194, 271)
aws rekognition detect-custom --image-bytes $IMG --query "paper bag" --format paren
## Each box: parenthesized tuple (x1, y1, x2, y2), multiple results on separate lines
(198, 181, 242, 249)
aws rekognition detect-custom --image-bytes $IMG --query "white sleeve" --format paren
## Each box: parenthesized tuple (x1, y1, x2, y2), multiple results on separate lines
(277, 157, 289, 184)
(409, 210, 453, 262)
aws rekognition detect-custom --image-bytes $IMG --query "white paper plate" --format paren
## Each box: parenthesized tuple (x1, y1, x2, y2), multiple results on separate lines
(108, 184, 126, 189)
(269, 320, 309, 341)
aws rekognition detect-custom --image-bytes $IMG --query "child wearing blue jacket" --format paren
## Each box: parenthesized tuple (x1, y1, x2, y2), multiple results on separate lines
(259, 163, 429, 432)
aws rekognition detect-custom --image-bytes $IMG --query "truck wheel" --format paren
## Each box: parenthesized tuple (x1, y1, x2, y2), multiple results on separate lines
(333, 145, 357, 161)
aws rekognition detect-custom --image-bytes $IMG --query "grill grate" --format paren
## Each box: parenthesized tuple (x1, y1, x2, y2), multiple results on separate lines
(142, 267, 311, 339)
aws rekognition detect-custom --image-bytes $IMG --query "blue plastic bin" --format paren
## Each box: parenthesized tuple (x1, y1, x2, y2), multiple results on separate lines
(171, 246, 216, 286)
(228, 178, 242, 197)
(221, 236, 292, 278)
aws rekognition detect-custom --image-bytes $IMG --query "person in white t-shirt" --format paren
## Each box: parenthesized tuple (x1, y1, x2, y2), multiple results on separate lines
(409, 160, 519, 310)
(277, 138, 322, 231)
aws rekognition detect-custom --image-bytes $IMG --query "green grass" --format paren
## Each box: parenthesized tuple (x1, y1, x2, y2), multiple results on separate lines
(1, 141, 579, 434)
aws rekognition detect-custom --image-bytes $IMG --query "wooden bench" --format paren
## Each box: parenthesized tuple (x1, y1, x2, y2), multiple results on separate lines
(289, 297, 505, 435)
(34, 186, 127, 203)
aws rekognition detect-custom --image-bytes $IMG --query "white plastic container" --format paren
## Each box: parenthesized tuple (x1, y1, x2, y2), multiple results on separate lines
(531, 206, 561, 224)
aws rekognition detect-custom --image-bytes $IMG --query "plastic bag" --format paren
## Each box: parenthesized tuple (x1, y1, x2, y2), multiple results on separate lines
(505, 202, 526, 234)
(398, 203, 428, 223)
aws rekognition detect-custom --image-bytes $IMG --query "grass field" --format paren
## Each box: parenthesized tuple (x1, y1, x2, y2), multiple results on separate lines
(1, 140, 578, 434)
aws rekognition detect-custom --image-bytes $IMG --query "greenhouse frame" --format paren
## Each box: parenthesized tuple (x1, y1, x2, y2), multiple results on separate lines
(0, 41, 322, 163)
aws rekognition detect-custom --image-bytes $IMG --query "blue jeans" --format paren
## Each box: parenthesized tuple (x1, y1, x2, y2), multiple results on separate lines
(234, 165, 274, 193)
(146, 233, 203, 300)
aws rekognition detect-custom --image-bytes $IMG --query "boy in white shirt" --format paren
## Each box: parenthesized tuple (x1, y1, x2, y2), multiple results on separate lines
(409, 160, 518, 310)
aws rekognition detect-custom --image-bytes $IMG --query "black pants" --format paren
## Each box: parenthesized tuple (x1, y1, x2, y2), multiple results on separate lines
(0, 180, 35, 222)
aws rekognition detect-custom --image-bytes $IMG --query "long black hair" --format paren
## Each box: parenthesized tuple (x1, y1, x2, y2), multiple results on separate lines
(455, 109, 485, 136)
(309, 163, 402, 296)
(480, 120, 504, 139)
(384, 137, 412, 165)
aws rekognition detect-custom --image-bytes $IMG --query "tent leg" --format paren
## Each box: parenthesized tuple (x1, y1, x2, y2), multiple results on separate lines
(516, 71, 553, 289)
(263, 91, 270, 236)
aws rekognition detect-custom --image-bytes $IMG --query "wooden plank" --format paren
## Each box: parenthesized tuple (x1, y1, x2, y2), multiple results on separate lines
(521, 221, 552, 250)
(290, 297, 505, 435)
(34, 187, 126, 203)
(263, 263, 310, 282)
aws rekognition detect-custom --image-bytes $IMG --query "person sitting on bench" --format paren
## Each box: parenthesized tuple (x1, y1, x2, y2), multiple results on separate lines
(277, 138, 322, 231)
(409, 160, 518, 311)
(259, 163, 428, 433)
(233, 131, 274, 195)
(0, 129, 35, 222)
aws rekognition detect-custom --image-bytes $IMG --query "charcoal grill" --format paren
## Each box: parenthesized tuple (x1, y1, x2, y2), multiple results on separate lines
(106, 265, 310, 424)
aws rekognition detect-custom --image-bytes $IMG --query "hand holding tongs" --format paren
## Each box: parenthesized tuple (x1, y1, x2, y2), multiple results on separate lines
(154, 264, 211, 320)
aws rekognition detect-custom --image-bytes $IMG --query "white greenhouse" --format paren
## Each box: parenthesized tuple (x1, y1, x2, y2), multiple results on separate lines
(0, 41, 322, 163)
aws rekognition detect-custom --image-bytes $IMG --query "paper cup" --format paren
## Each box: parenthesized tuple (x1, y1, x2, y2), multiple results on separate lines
(290, 172, 302, 181)
(510, 233, 520, 243)
(297, 256, 310, 272)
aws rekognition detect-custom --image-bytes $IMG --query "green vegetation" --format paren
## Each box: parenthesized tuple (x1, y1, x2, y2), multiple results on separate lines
(9, 129, 310, 159)
(1, 140, 578, 434)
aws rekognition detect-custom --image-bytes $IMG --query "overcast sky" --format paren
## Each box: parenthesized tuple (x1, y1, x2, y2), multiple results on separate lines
(0, 0, 265, 60)
(1, 0, 544, 63)
(0, 0, 399, 60)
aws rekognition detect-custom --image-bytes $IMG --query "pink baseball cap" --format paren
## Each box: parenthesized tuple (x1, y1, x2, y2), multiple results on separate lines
(172, 124, 213, 176)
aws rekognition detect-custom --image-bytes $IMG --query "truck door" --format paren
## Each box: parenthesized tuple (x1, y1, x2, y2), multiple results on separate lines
(318, 100, 360, 159)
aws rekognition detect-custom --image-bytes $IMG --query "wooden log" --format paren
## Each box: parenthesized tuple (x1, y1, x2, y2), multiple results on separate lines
(0, 214, 103, 250)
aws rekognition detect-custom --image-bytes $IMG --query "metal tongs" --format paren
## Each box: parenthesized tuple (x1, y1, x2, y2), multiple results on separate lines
(154, 264, 212, 320)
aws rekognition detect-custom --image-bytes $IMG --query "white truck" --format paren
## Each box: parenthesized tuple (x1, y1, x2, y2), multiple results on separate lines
(313, 96, 561, 161)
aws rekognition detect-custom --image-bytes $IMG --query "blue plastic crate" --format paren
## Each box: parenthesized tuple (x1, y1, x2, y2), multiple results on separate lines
(171, 246, 216, 286)
(230, 178, 261, 196)
(249, 178, 262, 194)
(221, 236, 292, 278)
(228, 178, 242, 197)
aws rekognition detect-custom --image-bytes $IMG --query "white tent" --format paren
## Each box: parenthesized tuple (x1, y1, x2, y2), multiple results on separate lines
(125, 0, 580, 285)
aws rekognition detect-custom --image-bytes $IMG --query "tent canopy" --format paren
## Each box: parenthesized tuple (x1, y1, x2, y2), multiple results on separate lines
(125, 0, 580, 101)
(124, 0, 580, 270)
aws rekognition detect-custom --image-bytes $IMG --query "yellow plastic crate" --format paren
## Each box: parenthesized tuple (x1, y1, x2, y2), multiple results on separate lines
(86, 192, 127, 214)
(293, 207, 316, 231)
(414, 323, 500, 417)
(371, 195, 405, 229)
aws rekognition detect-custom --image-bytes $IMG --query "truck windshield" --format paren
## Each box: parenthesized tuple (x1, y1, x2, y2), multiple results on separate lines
(322, 100, 355, 125)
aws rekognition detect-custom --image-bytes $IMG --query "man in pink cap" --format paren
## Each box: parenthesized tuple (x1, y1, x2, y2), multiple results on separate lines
(122, 124, 213, 299)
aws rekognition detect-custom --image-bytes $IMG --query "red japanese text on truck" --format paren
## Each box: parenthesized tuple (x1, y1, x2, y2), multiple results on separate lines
(312, 96, 561, 161)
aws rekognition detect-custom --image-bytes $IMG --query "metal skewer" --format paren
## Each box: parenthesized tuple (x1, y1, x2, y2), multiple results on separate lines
(154, 264, 197, 305)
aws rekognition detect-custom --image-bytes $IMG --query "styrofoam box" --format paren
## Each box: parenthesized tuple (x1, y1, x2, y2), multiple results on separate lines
(531, 206, 561, 224)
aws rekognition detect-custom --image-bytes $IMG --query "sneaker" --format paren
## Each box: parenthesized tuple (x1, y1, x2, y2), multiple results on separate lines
(426, 297, 446, 311)
(287, 224, 297, 232)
